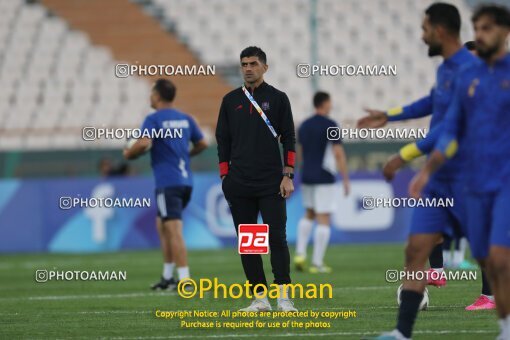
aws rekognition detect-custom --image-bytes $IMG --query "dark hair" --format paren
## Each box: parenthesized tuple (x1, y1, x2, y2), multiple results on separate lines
(153, 78, 176, 102)
(425, 3, 461, 35)
(464, 41, 476, 51)
(472, 4, 510, 28)
(313, 91, 330, 108)
(240, 46, 267, 64)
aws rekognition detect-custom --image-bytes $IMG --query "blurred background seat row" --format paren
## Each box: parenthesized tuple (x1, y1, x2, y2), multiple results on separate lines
(0, 0, 478, 150)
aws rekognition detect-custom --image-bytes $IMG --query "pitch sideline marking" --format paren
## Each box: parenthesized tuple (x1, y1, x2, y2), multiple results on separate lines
(101, 329, 497, 339)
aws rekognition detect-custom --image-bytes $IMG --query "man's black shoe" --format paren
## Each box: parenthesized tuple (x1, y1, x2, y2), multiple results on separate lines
(150, 277, 177, 290)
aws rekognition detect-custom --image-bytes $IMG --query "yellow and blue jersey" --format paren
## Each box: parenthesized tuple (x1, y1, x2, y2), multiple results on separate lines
(435, 53, 510, 193)
(388, 47, 477, 181)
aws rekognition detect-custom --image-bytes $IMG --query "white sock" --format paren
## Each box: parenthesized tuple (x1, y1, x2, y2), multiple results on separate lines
(163, 262, 175, 280)
(312, 224, 331, 267)
(505, 315, 510, 335)
(453, 250, 464, 266)
(459, 237, 469, 262)
(177, 266, 190, 281)
(443, 250, 452, 264)
(296, 218, 314, 257)
(482, 294, 494, 301)
(499, 319, 506, 334)
(277, 284, 289, 300)
(432, 267, 444, 273)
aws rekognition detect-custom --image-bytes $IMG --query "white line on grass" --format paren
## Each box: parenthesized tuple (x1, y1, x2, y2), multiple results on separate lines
(98, 329, 497, 339)
(0, 283, 477, 302)
(0, 303, 485, 317)
(0, 292, 168, 302)
(0, 254, 236, 271)
(0, 287, 387, 302)
(0, 310, 153, 316)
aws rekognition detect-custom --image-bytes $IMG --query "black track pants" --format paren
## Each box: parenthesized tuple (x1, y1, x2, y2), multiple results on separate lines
(222, 176, 291, 290)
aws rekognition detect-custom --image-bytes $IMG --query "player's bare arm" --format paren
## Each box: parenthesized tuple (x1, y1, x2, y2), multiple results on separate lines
(123, 137, 152, 160)
(333, 144, 350, 196)
(190, 139, 208, 157)
(356, 108, 388, 128)
(409, 150, 447, 198)
(382, 154, 406, 181)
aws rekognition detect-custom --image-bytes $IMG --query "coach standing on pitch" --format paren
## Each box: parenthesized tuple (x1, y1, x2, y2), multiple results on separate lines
(216, 46, 297, 312)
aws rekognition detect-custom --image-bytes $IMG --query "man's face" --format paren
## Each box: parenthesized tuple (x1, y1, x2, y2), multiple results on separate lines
(474, 15, 509, 59)
(422, 16, 443, 57)
(241, 56, 268, 84)
(150, 88, 159, 109)
(321, 99, 332, 115)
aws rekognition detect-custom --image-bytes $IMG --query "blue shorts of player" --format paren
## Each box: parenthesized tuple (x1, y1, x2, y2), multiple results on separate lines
(465, 182, 510, 260)
(155, 186, 192, 220)
(409, 178, 466, 238)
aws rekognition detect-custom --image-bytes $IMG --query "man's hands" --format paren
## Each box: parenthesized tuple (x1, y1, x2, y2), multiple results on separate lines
(382, 154, 406, 181)
(280, 176, 294, 198)
(409, 169, 430, 199)
(409, 150, 447, 198)
(343, 180, 351, 196)
(357, 108, 388, 129)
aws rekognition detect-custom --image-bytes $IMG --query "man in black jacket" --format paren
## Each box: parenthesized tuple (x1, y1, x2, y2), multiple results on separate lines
(216, 46, 297, 312)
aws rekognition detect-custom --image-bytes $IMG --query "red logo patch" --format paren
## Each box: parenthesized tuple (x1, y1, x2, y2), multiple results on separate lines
(238, 224, 269, 254)
(235, 104, 243, 110)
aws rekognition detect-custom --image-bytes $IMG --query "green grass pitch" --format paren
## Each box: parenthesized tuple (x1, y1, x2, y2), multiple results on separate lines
(0, 244, 498, 339)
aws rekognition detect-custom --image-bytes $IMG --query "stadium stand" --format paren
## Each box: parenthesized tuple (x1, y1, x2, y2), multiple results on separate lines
(0, 0, 230, 150)
(0, 0, 151, 150)
(149, 0, 474, 129)
(0, 0, 474, 150)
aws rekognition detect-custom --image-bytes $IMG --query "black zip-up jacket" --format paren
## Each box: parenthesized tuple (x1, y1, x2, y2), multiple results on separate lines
(215, 81, 296, 187)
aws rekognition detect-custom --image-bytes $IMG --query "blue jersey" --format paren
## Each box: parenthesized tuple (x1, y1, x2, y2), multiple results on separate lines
(415, 123, 441, 154)
(436, 53, 510, 193)
(387, 47, 477, 181)
(298, 114, 341, 184)
(141, 108, 204, 189)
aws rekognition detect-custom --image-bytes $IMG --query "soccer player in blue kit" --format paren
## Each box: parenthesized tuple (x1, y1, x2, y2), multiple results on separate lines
(124, 78, 208, 290)
(410, 5, 510, 339)
(358, 3, 478, 339)
(382, 40, 495, 312)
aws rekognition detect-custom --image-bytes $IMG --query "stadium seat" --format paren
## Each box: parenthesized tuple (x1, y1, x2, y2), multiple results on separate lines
(0, 1, 151, 150)
(144, 0, 473, 133)
(0, 0, 475, 150)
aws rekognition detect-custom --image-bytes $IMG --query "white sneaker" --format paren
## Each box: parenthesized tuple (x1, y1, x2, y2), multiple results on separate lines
(238, 297, 272, 312)
(496, 332, 510, 340)
(369, 329, 410, 340)
(277, 298, 297, 311)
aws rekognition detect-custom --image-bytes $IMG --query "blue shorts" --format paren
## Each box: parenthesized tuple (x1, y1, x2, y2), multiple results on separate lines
(409, 179, 466, 238)
(155, 186, 192, 220)
(465, 182, 510, 260)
